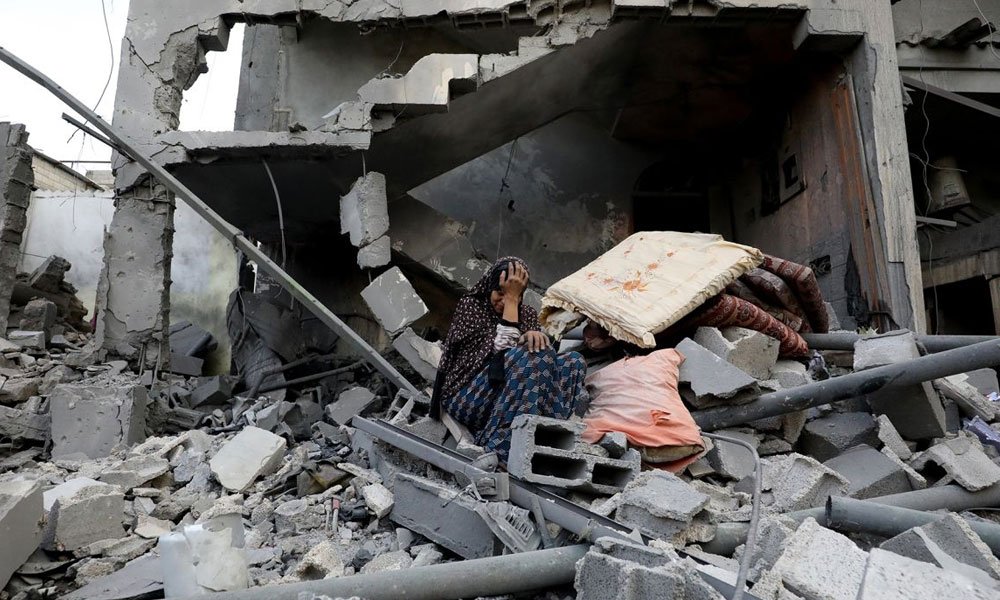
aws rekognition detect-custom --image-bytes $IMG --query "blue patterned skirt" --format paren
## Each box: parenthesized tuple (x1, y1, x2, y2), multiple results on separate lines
(442, 347, 587, 462)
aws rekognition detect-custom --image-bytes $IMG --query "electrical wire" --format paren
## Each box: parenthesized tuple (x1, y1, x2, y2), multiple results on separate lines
(971, 0, 1000, 63)
(69, 0, 116, 144)
(495, 138, 518, 259)
(261, 159, 287, 270)
(701, 432, 762, 600)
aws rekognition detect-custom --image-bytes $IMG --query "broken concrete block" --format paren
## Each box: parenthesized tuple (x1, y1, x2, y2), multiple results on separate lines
(362, 482, 394, 519)
(676, 337, 759, 407)
(879, 446, 927, 489)
(705, 429, 759, 480)
(823, 445, 913, 499)
(0, 480, 44, 590)
(42, 480, 124, 551)
(767, 453, 849, 512)
(859, 548, 998, 600)
(876, 414, 912, 460)
(49, 384, 148, 459)
(326, 386, 379, 426)
(799, 412, 879, 462)
(508, 415, 640, 494)
(159, 513, 249, 595)
(854, 331, 947, 440)
(360, 267, 429, 335)
(340, 172, 388, 247)
(209, 426, 287, 492)
(134, 515, 172, 539)
(742, 515, 794, 581)
(599, 432, 629, 459)
(190, 376, 234, 408)
(391, 328, 440, 383)
(360, 550, 413, 574)
(285, 541, 344, 581)
(879, 513, 1000, 580)
(99, 455, 171, 491)
(615, 471, 709, 540)
(390, 473, 501, 559)
(935, 374, 997, 421)
(357, 235, 391, 269)
(575, 538, 716, 600)
(168, 352, 203, 377)
(964, 368, 999, 396)
(0, 375, 40, 403)
(910, 434, 1000, 491)
(273, 499, 325, 535)
(0, 404, 48, 443)
(770, 518, 868, 600)
(770, 360, 811, 388)
(695, 326, 780, 380)
(19, 298, 57, 341)
(8, 330, 45, 350)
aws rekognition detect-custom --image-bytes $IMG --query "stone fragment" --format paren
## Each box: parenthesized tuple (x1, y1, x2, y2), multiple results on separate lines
(391, 328, 440, 383)
(766, 453, 849, 512)
(340, 172, 389, 247)
(49, 384, 147, 459)
(742, 516, 794, 581)
(910, 434, 1000, 491)
(876, 414, 912, 460)
(20, 299, 57, 341)
(99, 455, 170, 490)
(964, 368, 999, 396)
(190, 376, 234, 408)
(599, 432, 629, 459)
(677, 338, 759, 407)
(879, 447, 927, 489)
(360, 267, 429, 335)
(360, 550, 412, 574)
(575, 537, 718, 600)
(0, 375, 39, 403)
(705, 429, 759, 480)
(42, 480, 124, 551)
(823, 445, 913, 499)
(858, 548, 998, 600)
(209, 426, 287, 492)
(326, 386, 379, 426)
(770, 360, 811, 388)
(27, 255, 71, 292)
(879, 513, 1000, 581)
(357, 235, 391, 269)
(286, 541, 344, 581)
(800, 412, 878, 462)
(362, 482, 394, 519)
(694, 326, 779, 380)
(0, 480, 44, 589)
(935, 375, 997, 421)
(273, 499, 325, 535)
(615, 471, 709, 540)
(770, 518, 867, 600)
(8, 330, 45, 349)
(853, 331, 947, 440)
(38, 364, 81, 395)
(134, 515, 173, 539)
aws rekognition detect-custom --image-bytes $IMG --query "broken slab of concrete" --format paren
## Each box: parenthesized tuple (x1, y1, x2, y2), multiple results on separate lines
(209, 426, 287, 492)
(910, 434, 1000, 491)
(190, 376, 234, 408)
(42, 480, 125, 552)
(360, 267, 429, 336)
(676, 337, 759, 408)
(615, 471, 709, 540)
(800, 412, 879, 462)
(934, 374, 997, 421)
(326, 386, 379, 426)
(8, 330, 45, 350)
(99, 455, 171, 491)
(770, 359, 811, 388)
(705, 429, 759, 480)
(0, 480, 44, 590)
(0, 404, 49, 443)
(390, 472, 501, 559)
(879, 513, 1000, 581)
(340, 172, 389, 248)
(20, 298, 57, 342)
(823, 444, 914, 499)
(391, 328, 441, 383)
(357, 234, 391, 269)
(963, 368, 999, 397)
(766, 453, 850, 512)
(770, 518, 868, 600)
(858, 548, 998, 600)
(362, 482, 394, 519)
(694, 326, 779, 380)
(876, 414, 913, 460)
(0, 123, 33, 336)
(853, 330, 947, 440)
(49, 384, 148, 459)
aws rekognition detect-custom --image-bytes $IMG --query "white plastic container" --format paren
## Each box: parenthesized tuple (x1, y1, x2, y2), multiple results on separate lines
(158, 513, 249, 597)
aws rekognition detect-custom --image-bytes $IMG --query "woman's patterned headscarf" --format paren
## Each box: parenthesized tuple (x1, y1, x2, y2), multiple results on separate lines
(430, 257, 540, 417)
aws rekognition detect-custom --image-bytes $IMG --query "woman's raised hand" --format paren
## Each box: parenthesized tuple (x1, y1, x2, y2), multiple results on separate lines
(498, 261, 528, 298)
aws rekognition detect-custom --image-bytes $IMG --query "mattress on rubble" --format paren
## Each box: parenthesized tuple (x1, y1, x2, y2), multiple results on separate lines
(539, 231, 763, 348)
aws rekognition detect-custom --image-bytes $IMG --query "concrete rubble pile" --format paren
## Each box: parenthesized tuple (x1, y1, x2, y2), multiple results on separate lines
(3, 268, 1000, 600)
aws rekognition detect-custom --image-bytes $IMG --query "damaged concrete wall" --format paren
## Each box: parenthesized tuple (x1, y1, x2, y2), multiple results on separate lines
(0, 123, 34, 335)
(411, 112, 656, 288)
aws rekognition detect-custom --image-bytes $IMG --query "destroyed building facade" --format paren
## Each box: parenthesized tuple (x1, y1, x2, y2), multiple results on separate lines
(89, 0, 981, 367)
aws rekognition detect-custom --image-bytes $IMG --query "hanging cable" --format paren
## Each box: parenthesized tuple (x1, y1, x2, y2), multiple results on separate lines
(261, 158, 287, 270)
(496, 138, 518, 259)
(69, 0, 116, 144)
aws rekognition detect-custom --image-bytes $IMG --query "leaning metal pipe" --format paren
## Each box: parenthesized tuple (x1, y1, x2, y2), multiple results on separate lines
(692, 339, 1000, 430)
(174, 544, 589, 600)
(0, 46, 421, 398)
(801, 332, 999, 353)
(826, 496, 1000, 555)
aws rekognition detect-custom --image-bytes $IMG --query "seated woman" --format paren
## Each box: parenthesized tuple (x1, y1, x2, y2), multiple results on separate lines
(430, 257, 587, 463)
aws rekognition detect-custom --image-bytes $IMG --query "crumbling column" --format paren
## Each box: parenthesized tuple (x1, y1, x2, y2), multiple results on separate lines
(0, 122, 33, 335)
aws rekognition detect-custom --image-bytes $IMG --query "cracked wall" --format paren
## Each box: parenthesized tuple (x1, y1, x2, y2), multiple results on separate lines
(0, 123, 34, 335)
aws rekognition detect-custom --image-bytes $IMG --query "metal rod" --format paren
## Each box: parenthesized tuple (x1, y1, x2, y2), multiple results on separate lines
(61, 112, 125, 155)
(801, 332, 999, 353)
(826, 496, 1000, 556)
(692, 339, 1000, 430)
(256, 361, 364, 393)
(0, 45, 420, 398)
(351, 417, 756, 600)
(247, 352, 340, 397)
(174, 544, 590, 600)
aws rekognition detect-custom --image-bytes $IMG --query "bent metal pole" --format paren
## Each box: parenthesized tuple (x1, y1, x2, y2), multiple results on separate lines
(0, 45, 420, 398)
(173, 544, 590, 600)
(692, 339, 1000, 430)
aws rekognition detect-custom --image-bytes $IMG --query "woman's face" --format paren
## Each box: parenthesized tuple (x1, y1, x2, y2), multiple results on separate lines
(489, 290, 506, 314)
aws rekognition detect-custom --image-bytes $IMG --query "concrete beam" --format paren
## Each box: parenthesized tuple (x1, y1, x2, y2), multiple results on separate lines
(0, 123, 33, 335)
